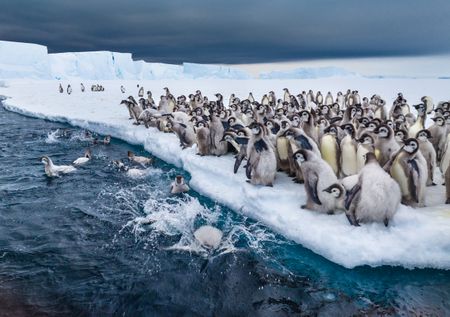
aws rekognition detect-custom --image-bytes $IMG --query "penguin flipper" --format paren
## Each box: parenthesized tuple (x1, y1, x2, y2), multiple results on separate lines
(295, 134, 313, 151)
(254, 139, 268, 153)
(306, 172, 322, 205)
(235, 137, 249, 145)
(234, 153, 245, 174)
(408, 159, 420, 203)
(345, 183, 361, 210)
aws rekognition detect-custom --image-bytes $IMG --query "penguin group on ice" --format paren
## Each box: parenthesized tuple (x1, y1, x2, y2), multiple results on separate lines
(116, 85, 450, 226)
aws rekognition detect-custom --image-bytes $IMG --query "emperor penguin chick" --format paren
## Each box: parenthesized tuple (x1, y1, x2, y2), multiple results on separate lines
(416, 129, 437, 186)
(170, 175, 190, 194)
(293, 149, 339, 214)
(246, 122, 277, 186)
(329, 152, 401, 226)
(386, 138, 427, 207)
(194, 121, 210, 156)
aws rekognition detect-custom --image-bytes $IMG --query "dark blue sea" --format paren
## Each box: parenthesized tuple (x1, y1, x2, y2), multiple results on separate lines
(0, 104, 449, 316)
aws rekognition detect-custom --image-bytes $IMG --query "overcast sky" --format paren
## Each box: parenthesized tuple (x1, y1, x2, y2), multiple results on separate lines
(1, 0, 449, 64)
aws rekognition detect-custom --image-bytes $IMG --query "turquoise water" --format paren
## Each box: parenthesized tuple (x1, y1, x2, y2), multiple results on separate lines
(0, 104, 449, 316)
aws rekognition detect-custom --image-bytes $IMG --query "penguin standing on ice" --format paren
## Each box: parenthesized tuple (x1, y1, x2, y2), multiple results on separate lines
(138, 86, 144, 97)
(385, 138, 427, 207)
(67, 84, 72, 95)
(120, 85, 126, 94)
(80, 83, 85, 92)
(59, 84, 63, 93)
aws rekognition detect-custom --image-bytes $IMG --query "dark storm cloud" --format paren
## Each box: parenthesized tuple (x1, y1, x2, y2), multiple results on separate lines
(1, 0, 449, 63)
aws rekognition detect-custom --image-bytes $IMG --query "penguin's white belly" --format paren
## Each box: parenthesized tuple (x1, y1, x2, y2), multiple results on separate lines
(320, 135, 338, 175)
(408, 122, 423, 138)
(277, 138, 289, 161)
(356, 145, 369, 171)
(391, 161, 410, 197)
(126, 168, 149, 178)
(73, 157, 89, 165)
(133, 157, 152, 165)
(194, 225, 223, 249)
(341, 142, 357, 176)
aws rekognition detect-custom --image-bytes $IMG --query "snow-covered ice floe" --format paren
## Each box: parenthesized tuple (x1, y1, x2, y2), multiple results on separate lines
(1, 79, 450, 270)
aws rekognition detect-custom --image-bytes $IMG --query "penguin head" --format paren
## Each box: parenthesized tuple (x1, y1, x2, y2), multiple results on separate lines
(299, 110, 310, 122)
(431, 116, 445, 126)
(358, 117, 370, 127)
(196, 121, 208, 129)
(414, 103, 426, 115)
(358, 134, 374, 145)
(127, 151, 135, 158)
(323, 184, 344, 199)
(332, 103, 340, 112)
(293, 149, 308, 164)
(385, 120, 394, 130)
(367, 120, 379, 132)
(222, 131, 236, 143)
(175, 175, 184, 185)
(104, 135, 111, 145)
(403, 138, 419, 154)
(324, 125, 338, 136)
(85, 149, 92, 159)
(341, 124, 355, 137)
(249, 122, 263, 135)
(375, 125, 390, 138)
(395, 129, 407, 143)
(40, 155, 51, 165)
(416, 129, 432, 141)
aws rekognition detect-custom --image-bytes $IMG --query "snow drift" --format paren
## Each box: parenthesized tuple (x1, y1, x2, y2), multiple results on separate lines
(1, 79, 450, 270)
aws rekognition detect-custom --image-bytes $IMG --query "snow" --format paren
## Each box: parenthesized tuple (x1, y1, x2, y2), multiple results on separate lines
(1, 78, 450, 270)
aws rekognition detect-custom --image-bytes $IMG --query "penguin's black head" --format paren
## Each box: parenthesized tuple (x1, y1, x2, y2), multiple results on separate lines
(249, 122, 263, 135)
(323, 183, 344, 199)
(293, 149, 308, 164)
(358, 133, 374, 145)
(324, 125, 338, 135)
(403, 138, 419, 154)
(176, 175, 184, 184)
(367, 120, 379, 131)
(385, 120, 394, 130)
(395, 129, 407, 142)
(416, 129, 432, 141)
(196, 121, 208, 128)
(341, 123, 355, 136)
(374, 124, 391, 138)
(299, 110, 310, 122)
(414, 103, 426, 115)
(358, 117, 370, 127)
(431, 116, 445, 126)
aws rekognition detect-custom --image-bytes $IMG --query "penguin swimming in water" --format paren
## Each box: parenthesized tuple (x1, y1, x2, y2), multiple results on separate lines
(128, 151, 153, 166)
(327, 152, 401, 226)
(193, 225, 223, 250)
(170, 175, 190, 194)
(41, 156, 76, 177)
(73, 149, 92, 165)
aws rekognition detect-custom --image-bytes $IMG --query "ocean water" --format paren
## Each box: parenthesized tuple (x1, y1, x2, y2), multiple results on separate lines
(0, 104, 449, 316)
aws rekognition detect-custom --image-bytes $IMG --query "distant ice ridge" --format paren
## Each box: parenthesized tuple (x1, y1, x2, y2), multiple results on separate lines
(259, 66, 357, 79)
(0, 40, 251, 80)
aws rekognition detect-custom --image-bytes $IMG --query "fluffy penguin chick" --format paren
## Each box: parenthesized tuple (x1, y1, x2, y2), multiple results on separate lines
(41, 155, 76, 177)
(170, 175, 190, 194)
(342, 153, 401, 226)
(73, 149, 92, 165)
(193, 225, 223, 250)
(128, 151, 153, 166)
(293, 149, 339, 214)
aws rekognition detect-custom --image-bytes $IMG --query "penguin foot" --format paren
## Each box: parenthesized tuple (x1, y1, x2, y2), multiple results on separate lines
(246, 180, 251, 184)
(446, 199, 450, 204)
(327, 210, 334, 215)
(431, 182, 437, 186)
(266, 183, 273, 187)
(301, 204, 307, 210)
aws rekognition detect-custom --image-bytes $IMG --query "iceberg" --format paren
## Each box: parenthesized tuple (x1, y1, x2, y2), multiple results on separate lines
(259, 66, 356, 79)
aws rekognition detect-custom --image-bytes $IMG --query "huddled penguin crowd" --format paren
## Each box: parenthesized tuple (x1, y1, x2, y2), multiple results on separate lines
(119, 86, 450, 227)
